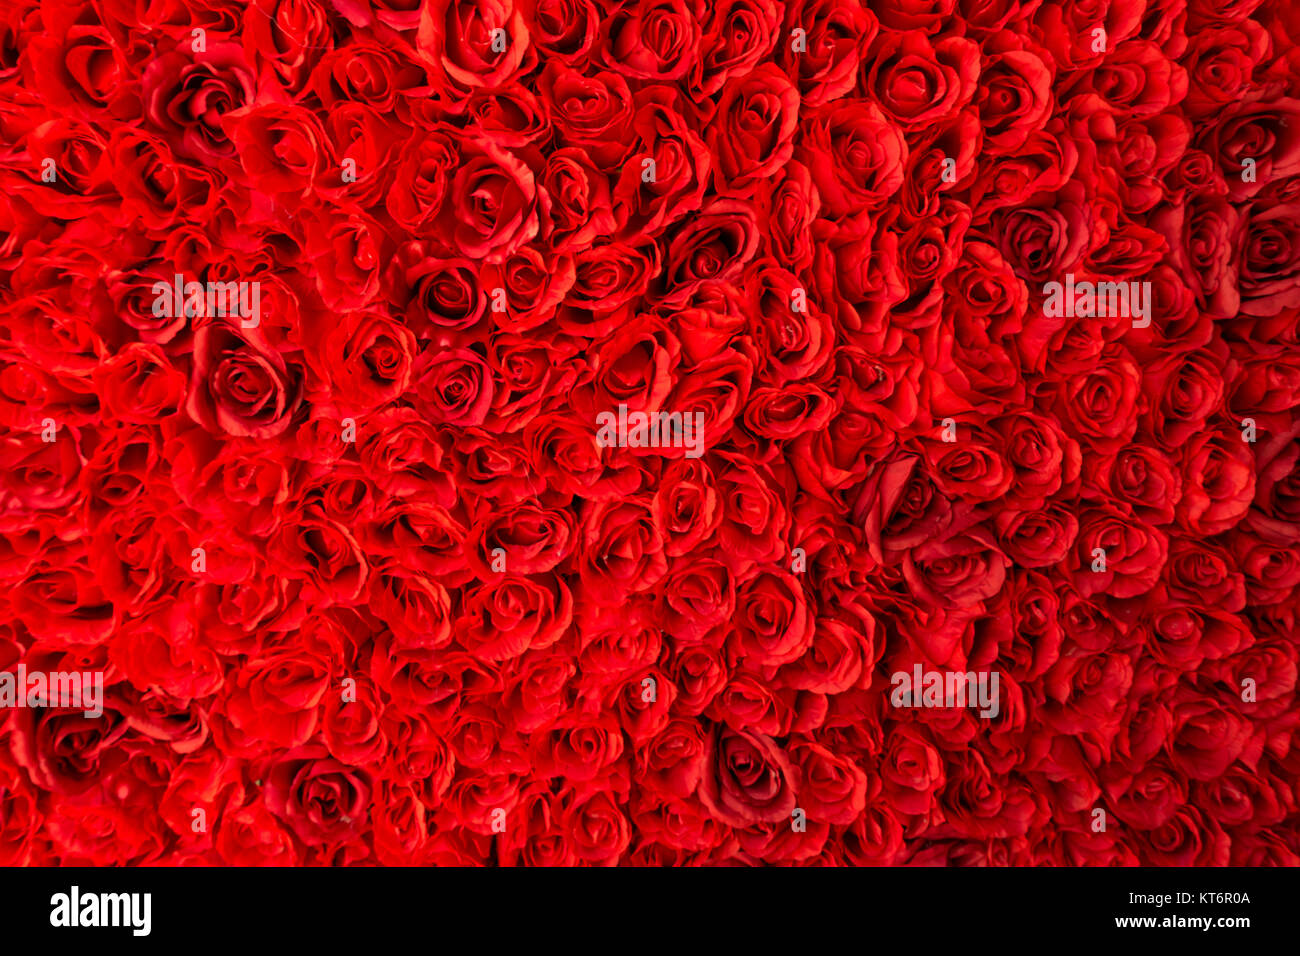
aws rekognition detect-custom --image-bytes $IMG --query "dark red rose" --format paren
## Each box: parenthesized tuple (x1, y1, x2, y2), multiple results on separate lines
(602, 0, 700, 82)
(262, 745, 374, 846)
(776, 0, 877, 107)
(1071, 504, 1169, 598)
(799, 100, 906, 220)
(413, 346, 495, 426)
(142, 40, 259, 162)
(699, 727, 797, 826)
(186, 324, 305, 440)
(417, 0, 533, 92)
(227, 103, 329, 196)
(710, 65, 799, 193)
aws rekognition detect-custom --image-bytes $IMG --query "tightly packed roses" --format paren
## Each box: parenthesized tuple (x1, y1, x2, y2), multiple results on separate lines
(1, 0, 1299, 867)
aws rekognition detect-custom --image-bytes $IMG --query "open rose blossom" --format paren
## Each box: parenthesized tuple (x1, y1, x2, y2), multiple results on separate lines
(1, 0, 1299, 871)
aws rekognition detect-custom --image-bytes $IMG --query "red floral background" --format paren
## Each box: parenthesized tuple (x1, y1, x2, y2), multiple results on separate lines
(1, 0, 1299, 866)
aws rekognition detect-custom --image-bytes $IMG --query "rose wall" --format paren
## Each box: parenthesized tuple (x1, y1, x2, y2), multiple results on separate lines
(1, 0, 1299, 866)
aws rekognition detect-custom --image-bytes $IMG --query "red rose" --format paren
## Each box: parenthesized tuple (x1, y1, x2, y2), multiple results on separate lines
(142, 39, 259, 162)
(699, 727, 797, 826)
(186, 323, 305, 439)
(418, 0, 533, 93)
(262, 746, 374, 846)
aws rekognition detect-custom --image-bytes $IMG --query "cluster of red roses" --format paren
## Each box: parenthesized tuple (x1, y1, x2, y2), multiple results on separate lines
(1, 0, 1299, 866)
